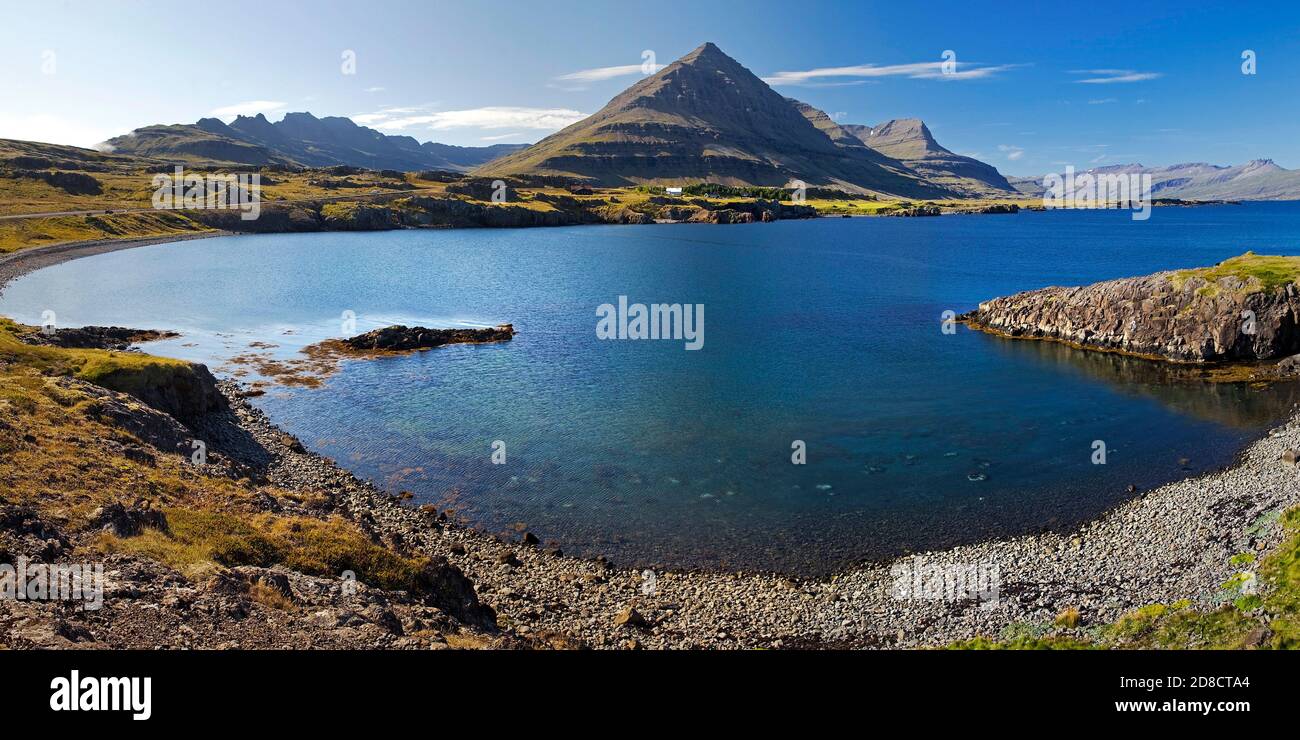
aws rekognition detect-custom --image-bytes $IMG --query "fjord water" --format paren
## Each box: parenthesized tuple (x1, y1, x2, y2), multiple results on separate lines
(6, 204, 1300, 574)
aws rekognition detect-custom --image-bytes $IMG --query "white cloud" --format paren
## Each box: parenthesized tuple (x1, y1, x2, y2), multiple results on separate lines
(763, 61, 1020, 86)
(1088, 97, 1118, 104)
(480, 132, 525, 141)
(998, 144, 1025, 161)
(364, 86, 386, 93)
(1071, 69, 1162, 84)
(0, 113, 117, 149)
(208, 100, 286, 120)
(357, 106, 588, 132)
(555, 63, 664, 83)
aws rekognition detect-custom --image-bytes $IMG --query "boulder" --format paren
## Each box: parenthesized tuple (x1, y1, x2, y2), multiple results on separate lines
(88, 501, 168, 537)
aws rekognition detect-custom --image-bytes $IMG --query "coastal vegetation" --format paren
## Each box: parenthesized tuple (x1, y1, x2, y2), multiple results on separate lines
(1171, 252, 1300, 295)
(0, 317, 428, 592)
(953, 505, 1300, 649)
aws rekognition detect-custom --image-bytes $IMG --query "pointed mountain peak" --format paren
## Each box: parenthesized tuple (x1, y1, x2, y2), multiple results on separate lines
(680, 42, 727, 61)
(870, 118, 936, 143)
(660, 41, 750, 79)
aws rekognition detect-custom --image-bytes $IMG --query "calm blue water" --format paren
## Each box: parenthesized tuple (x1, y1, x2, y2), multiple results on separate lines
(5, 204, 1300, 574)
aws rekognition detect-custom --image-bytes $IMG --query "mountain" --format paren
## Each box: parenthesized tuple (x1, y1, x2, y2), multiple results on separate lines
(1008, 160, 1300, 201)
(99, 123, 295, 166)
(838, 119, 1018, 197)
(477, 43, 951, 197)
(103, 112, 528, 172)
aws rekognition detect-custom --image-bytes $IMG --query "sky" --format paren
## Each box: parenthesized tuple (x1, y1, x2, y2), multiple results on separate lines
(1, 0, 1298, 175)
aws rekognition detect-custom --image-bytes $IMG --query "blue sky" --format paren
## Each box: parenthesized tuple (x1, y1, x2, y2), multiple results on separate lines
(1, 0, 1297, 175)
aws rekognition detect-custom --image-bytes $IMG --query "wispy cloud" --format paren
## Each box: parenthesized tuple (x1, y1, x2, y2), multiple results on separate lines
(208, 100, 286, 119)
(998, 144, 1025, 161)
(763, 61, 1021, 86)
(355, 105, 587, 132)
(480, 131, 524, 141)
(364, 86, 386, 93)
(1087, 97, 1118, 104)
(555, 63, 663, 83)
(1071, 69, 1162, 84)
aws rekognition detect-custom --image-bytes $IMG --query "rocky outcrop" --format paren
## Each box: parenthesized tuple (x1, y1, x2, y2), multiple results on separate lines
(689, 208, 754, 224)
(20, 326, 178, 351)
(341, 324, 515, 353)
(887, 205, 941, 217)
(93, 362, 228, 429)
(964, 255, 1300, 362)
(949, 203, 1020, 215)
(1, 169, 103, 195)
(88, 501, 169, 537)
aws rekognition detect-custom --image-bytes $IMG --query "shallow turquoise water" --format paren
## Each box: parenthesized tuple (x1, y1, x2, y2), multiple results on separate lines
(5, 204, 1300, 574)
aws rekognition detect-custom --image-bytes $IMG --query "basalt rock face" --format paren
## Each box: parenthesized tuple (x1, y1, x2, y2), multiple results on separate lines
(104, 363, 229, 429)
(342, 324, 516, 353)
(965, 270, 1300, 362)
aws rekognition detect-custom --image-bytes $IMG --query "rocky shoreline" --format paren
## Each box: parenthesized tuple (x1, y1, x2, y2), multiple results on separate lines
(963, 253, 1300, 363)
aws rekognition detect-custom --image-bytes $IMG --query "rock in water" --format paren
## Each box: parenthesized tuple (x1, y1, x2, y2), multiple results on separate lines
(342, 324, 515, 353)
(963, 253, 1300, 362)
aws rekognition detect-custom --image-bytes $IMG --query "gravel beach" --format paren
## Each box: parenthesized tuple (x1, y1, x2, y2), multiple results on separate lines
(224, 378, 1300, 648)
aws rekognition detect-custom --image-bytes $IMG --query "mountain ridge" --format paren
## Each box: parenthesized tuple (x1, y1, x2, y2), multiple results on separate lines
(838, 119, 1018, 197)
(104, 112, 528, 172)
(1008, 160, 1300, 201)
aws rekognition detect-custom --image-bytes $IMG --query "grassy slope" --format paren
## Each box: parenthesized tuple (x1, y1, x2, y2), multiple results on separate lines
(0, 319, 430, 589)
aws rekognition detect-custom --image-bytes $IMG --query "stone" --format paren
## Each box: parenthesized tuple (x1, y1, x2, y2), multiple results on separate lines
(88, 501, 168, 537)
(614, 606, 649, 630)
(1282, 449, 1300, 467)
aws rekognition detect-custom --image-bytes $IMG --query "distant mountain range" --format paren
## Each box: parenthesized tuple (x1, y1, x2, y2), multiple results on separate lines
(1008, 160, 1300, 201)
(478, 42, 1016, 198)
(79, 42, 1298, 201)
(103, 112, 528, 172)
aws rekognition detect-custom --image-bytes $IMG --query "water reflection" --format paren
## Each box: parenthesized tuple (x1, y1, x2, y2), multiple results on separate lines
(981, 330, 1300, 429)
